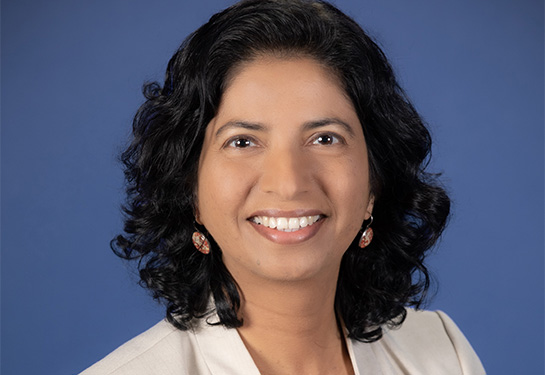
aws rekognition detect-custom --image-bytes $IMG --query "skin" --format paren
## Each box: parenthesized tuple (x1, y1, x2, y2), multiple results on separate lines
(197, 56, 374, 375)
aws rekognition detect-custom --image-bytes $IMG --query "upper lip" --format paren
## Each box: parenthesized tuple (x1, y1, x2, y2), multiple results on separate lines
(248, 209, 326, 219)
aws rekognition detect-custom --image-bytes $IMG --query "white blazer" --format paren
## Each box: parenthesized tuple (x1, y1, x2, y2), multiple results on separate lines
(80, 309, 485, 374)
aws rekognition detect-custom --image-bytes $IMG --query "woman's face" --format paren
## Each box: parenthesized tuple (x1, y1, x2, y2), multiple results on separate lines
(197, 57, 374, 283)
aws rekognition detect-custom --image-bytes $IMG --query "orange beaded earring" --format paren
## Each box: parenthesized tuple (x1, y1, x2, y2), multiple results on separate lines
(192, 231, 211, 254)
(358, 216, 374, 248)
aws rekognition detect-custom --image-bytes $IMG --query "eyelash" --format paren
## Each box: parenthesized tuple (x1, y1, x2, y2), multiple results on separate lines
(224, 136, 258, 149)
(223, 132, 345, 149)
(311, 132, 343, 146)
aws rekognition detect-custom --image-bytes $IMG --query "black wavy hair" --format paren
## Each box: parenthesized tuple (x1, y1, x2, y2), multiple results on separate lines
(113, 0, 450, 343)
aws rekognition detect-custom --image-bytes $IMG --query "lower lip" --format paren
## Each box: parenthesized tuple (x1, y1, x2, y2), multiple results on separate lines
(248, 218, 325, 245)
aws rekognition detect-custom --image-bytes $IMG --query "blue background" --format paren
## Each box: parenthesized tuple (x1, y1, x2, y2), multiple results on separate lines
(2, 1, 543, 374)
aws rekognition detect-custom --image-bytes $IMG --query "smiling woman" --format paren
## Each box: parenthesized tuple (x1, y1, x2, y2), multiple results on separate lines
(81, 1, 485, 374)
(197, 58, 373, 285)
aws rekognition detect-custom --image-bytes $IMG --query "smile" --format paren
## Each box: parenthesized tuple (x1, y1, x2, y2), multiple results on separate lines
(249, 215, 322, 232)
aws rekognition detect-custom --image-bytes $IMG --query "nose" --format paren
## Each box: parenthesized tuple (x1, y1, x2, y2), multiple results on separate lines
(259, 145, 313, 199)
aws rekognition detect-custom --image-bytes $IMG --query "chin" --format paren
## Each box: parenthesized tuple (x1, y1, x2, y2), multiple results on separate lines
(249, 252, 342, 283)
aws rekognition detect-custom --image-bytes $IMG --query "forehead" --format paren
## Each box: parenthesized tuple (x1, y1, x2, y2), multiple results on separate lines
(215, 56, 355, 123)
(225, 53, 342, 87)
(225, 55, 344, 92)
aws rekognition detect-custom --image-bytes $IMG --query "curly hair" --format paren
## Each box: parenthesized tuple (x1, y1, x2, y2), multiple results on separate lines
(113, 0, 450, 343)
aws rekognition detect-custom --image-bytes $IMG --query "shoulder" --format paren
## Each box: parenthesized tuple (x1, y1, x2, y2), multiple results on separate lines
(79, 320, 208, 375)
(350, 309, 485, 375)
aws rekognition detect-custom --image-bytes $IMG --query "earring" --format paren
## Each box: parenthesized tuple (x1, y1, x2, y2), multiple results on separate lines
(358, 216, 374, 248)
(192, 231, 210, 254)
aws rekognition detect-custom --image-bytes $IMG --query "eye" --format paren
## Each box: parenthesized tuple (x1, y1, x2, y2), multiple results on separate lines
(312, 133, 341, 146)
(225, 136, 257, 149)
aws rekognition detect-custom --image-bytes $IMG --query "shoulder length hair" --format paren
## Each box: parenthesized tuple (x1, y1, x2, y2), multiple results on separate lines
(113, 0, 450, 343)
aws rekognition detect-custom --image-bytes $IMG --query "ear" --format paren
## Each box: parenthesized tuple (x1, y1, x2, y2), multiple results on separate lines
(193, 193, 203, 225)
(194, 205, 203, 225)
(365, 195, 375, 220)
(193, 189, 202, 225)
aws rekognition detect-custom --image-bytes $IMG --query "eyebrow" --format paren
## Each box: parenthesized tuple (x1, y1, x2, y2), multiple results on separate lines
(302, 117, 356, 138)
(215, 121, 266, 138)
(214, 117, 356, 138)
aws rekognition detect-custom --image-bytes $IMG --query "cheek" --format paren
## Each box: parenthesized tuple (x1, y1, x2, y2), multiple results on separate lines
(338, 180, 368, 224)
(197, 155, 255, 223)
(330, 156, 371, 225)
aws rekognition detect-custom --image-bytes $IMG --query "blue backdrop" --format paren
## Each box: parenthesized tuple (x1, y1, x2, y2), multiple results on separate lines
(2, 1, 543, 374)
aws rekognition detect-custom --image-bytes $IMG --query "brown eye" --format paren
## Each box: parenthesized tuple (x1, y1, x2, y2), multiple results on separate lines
(226, 137, 256, 148)
(235, 139, 251, 147)
(312, 133, 339, 145)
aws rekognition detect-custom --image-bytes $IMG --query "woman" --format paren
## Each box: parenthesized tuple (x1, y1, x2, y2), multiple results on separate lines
(82, 0, 485, 374)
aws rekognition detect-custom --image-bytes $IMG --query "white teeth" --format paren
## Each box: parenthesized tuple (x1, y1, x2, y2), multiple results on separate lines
(277, 218, 288, 230)
(251, 215, 321, 232)
(288, 218, 298, 229)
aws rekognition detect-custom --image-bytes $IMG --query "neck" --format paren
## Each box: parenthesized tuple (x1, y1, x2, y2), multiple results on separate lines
(234, 273, 353, 375)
